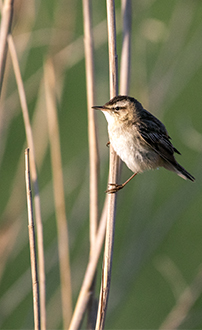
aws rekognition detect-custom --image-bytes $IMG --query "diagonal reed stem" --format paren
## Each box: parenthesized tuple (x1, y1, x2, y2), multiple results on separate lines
(8, 35, 46, 330)
(44, 58, 72, 329)
(68, 199, 108, 330)
(160, 267, 202, 330)
(0, 0, 14, 96)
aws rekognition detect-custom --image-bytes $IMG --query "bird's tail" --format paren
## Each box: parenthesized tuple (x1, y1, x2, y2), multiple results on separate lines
(163, 160, 195, 181)
(174, 163, 195, 182)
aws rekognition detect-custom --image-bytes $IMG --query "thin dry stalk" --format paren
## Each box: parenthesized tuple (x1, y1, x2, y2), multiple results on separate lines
(160, 267, 202, 330)
(68, 198, 108, 330)
(25, 148, 40, 330)
(0, 0, 14, 95)
(8, 35, 46, 330)
(120, 0, 132, 95)
(44, 58, 72, 328)
(83, 0, 98, 260)
(118, 0, 132, 175)
(82, 0, 99, 328)
(95, 0, 119, 329)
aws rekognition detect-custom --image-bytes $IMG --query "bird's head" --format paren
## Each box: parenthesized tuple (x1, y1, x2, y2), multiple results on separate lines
(92, 95, 141, 126)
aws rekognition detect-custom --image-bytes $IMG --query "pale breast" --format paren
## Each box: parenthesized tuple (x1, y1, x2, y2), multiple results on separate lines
(108, 124, 161, 173)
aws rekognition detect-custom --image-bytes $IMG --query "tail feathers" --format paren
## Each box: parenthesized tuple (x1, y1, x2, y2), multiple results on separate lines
(174, 163, 195, 182)
(163, 161, 195, 181)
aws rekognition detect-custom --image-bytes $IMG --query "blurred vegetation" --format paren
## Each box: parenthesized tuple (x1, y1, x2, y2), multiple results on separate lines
(0, 0, 202, 329)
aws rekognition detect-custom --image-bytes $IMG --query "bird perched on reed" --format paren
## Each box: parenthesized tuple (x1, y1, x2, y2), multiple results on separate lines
(93, 95, 195, 193)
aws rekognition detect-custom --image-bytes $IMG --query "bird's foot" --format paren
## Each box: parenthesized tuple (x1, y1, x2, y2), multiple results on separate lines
(105, 183, 124, 194)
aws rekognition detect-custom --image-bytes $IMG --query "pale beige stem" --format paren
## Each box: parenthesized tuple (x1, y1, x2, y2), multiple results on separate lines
(120, 0, 132, 95)
(82, 0, 99, 328)
(25, 148, 40, 330)
(83, 0, 98, 258)
(0, 0, 14, 95)
(118, 0, 132, 177)
(44, 58, 72, 328)
(8, 35, 46, 330)
(160, 267, 202, 330)
(95, 0, 119, 329)
(68, 198, 108, 330)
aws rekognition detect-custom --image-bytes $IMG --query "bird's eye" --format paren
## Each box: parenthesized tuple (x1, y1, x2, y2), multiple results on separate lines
(115, 106, 120, 111)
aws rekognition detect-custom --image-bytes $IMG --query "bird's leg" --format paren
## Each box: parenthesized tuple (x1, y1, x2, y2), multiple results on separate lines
(106, 172, 138, 193)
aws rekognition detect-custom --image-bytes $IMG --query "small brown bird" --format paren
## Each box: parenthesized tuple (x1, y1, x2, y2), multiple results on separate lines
(93, 95, 195, 193)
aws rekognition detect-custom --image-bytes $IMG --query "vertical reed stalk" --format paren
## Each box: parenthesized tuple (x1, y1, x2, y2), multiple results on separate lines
(120, 0, 132, 95)
(44, 58, 72, 329)
(118, 0, 132, 178)
(8, 35, 46, 330)
(25, 148, 40, 330)
(83, 0, 99, 251)
(82, 0, 99, 328)
(95, 1, 119, 329)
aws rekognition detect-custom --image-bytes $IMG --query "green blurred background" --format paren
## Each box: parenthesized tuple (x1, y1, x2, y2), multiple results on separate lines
(0, 0, 202, 329)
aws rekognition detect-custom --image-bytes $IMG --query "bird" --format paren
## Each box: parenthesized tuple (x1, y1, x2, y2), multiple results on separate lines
(92, 95, 195, 193)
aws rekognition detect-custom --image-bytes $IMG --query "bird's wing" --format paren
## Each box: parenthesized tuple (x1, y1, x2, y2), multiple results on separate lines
(134, 110, 180, 165)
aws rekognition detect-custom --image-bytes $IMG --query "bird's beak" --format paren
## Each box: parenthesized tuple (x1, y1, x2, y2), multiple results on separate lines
(92, 105, 108, 111)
